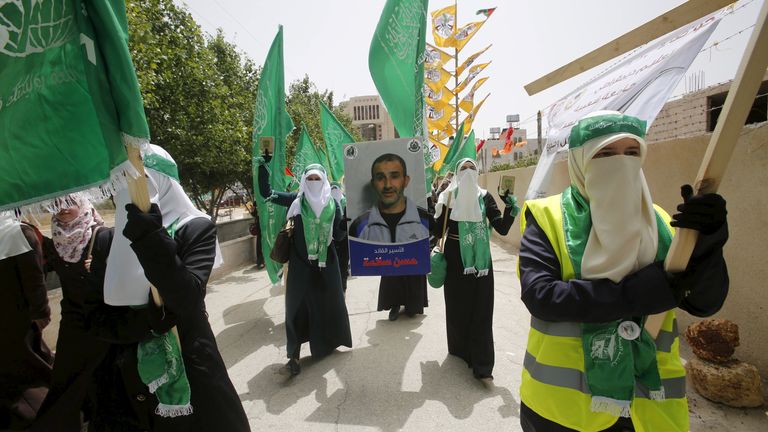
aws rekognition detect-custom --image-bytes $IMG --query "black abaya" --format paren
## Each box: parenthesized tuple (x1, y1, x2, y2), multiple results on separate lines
(434, 193, 515, 377)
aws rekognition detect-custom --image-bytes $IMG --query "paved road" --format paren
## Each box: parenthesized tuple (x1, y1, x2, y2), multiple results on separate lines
(40, 239, 767, 430)
(201, 240, 767, 431)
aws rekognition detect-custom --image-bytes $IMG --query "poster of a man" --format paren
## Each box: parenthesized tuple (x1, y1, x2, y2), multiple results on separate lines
(349, 153, 430, 242)
(344, 138, 430, 276)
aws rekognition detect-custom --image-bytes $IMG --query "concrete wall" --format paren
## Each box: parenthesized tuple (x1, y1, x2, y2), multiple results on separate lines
(216, 217, 253, 242)
(482, 122, 768, 374)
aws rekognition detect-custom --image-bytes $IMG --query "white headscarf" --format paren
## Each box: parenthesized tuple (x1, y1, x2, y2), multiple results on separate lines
(435, 158, 486, 221)
(569, 111, 657, 283)
(105, 144, 223, 306)
(0, 212, 32, 261)
(287, 164, 335, 247)
(287, 165, 332, 218)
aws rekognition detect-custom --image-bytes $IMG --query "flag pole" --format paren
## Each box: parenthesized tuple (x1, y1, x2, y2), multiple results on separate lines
(645, 0, 768, 338)
(125, 145, 181, 343)
(452, 0, 459, 174)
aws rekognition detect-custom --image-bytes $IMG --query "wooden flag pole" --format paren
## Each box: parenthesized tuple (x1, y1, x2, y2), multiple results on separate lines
(125, 145, 164, 308)
(645, 0, 768, 338)
(524, 0, 733, 96)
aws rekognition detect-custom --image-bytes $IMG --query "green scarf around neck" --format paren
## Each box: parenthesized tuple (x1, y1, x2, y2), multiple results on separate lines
(561, 187, 673, 417)
(456, 193, 491, 277)
(136, 220, 193, 417)
(300, 197, 336, 267)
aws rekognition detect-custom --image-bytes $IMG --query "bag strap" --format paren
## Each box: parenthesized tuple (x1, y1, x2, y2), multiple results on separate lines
(439, 192, 452, 252)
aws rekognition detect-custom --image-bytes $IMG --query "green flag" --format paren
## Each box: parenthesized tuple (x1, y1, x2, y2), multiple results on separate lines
(252, 26, 295, 284)
(438, 122, 466, 176)
(369, 0, 428, 138)
(454, 129, 477, 163)
(293, 125, 325, 176)
(0, 0, 149, 211)
(319, 101, 354, 182)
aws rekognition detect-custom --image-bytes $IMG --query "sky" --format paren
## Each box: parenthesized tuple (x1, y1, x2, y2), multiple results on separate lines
(175, 0, 762, 138)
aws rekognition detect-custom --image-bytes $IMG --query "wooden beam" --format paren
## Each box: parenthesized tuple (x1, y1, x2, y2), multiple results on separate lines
(645, 0, 768, 338)
(524, 0, 733, 96)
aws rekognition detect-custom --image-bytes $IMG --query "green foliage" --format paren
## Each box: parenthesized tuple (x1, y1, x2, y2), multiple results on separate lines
(489, 154, 540, 172)
(284, 76, 361, 170)
(126, 0, 257, 220)
(125, 1, 358, 218)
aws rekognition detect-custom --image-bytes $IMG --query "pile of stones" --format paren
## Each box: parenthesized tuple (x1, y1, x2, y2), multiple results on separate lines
(684, 319, 764, 407)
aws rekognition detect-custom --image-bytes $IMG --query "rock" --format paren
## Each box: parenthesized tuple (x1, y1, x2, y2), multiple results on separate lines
(686, 357, 764, 408)
(684, 319, 739, 364)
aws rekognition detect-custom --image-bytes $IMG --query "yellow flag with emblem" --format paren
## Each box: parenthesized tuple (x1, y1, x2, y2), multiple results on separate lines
(426, 104, 454, 131)
(424, 66, 453, 92)
(456, 45, 491, 76)
(425, 85, 455, 110)
(429, 122, 455, 141)
(455, 62, 491, 94)
(462, 94, 489, 131)
(425, 43, 453, 68)
(431, 5, 457, 48)
(429, 137, 451, 172)
(459, 77, 489, 113)
(454, 20, 487, 52)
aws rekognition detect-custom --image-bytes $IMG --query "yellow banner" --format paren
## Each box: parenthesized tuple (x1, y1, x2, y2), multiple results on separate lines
(429, 137, 451, 171)
(425, 85, 455, 110)
(454, 62, 491, 94)
(424, 66, 453, 92)
(425, 43, 453, 68)
(431, 5, 457, 48)
(429, 122, 455, 142)
(462, 94, 489, 131)
(454, 20, 486, 52)
(459, 77, 489, 113)
(456, 44, 491, 76)
(426, 104, 454, 131)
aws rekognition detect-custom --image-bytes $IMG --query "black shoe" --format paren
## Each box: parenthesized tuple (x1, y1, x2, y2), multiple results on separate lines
(287, 358, 301, 376)
(388, 306, 400, 321)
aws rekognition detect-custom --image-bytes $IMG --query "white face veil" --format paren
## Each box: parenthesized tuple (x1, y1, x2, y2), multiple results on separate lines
(434, 158, 486, 221)
(104, 144, 223, 306)
(0, 212, 32, 261)
(568, 111, 657, 283)
(287, 164, 332, 219)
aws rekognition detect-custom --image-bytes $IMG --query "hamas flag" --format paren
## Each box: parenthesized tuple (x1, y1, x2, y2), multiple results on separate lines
(292, 125, 325, 177)
(0, 0, 149, 212)
(319, 101, 354, 182)
(252, 26, 295, 285)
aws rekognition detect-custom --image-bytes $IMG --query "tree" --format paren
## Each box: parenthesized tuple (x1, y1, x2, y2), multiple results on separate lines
(285, 76, 361, 173)
(126, 0, 257, 220)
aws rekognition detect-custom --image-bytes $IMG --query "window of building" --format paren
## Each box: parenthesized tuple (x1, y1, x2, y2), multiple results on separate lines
(708, 80, 768, 132)
(376, 105, 380, 119)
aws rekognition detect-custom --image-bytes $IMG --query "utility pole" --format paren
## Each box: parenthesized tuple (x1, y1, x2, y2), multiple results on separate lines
(537, 110, 542, 154)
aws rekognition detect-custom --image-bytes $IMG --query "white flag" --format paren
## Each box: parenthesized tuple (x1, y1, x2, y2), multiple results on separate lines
(526, 9, 725, 200)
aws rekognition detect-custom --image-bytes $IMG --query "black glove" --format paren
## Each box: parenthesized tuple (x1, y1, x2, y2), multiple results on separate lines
(123, 203, 163, 242)
(670, 184, 727, 235)
(146, 295, 178, 334)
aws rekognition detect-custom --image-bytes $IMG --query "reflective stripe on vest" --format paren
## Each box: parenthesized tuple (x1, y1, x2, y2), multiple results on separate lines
(530, 317, 679, 353)
(520, 194, 689, 432)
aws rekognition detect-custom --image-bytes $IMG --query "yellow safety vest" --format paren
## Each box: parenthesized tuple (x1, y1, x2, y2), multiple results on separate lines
(519, 194, 689, 432)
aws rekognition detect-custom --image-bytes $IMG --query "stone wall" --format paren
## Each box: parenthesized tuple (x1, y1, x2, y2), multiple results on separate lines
(482, 122, 768, 374)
